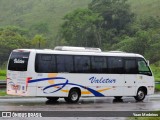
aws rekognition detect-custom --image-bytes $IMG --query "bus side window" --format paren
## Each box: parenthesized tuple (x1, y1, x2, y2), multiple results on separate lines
(108, 57, 123, 74)
(74, 56, 90, 73)
(124, 59, 137, 74)
(91, 56, 107, 73)
(57, 55, 74, 73)
(138, 59, 152, 76)
(35, 54, 56, 73)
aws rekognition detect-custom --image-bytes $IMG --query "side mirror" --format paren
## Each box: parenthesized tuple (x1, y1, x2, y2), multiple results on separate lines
(147, 60, 149, 66)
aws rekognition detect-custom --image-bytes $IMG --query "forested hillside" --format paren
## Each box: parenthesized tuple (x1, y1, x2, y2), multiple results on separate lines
(0, 0, 91, 40)
(0, 0, 160, 66)
(0, 0, 159, 40)
(128, 0, 160, 17)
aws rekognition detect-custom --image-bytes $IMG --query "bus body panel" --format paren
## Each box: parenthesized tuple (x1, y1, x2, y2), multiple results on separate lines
(123, 74, 137, 96)
(136, 75, 154, 95)
(7, 50, 37, 96)
(6, 48, 155, 98)
(28, 73, 125, 97)
(7, 70, 28, 96)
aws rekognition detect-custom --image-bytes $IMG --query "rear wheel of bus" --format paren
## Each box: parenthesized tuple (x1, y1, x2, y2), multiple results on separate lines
(114, 96, 122, 100)
(64, 88, 81, 103)
(46, 97, 59, 102)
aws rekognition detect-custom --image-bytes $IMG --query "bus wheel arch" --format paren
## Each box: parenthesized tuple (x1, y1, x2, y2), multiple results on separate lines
(134, 86, 147, 102)
(64, 87, 81, 103)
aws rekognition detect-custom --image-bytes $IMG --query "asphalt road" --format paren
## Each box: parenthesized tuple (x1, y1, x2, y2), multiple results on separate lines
(0, 95, 160, 111)
(0, 95, 160, 119)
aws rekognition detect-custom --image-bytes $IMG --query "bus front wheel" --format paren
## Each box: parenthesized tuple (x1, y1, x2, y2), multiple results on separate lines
(134, 88, 146, 102)
(64, 88, 80, 103)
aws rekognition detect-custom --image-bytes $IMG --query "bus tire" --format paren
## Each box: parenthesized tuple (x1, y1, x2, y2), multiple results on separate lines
(46, 97, 59, 102)
(64, 88, 80, 103)
(114, 96, 122, 100)
(134, 88, 146, 102)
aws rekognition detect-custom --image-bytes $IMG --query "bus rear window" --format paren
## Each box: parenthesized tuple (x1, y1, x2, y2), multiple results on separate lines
(8, 51, 30, 71)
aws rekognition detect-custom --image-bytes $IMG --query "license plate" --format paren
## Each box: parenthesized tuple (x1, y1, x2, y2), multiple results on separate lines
(11, 85, 21, 90)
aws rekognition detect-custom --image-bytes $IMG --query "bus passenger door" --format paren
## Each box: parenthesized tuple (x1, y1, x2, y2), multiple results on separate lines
(136, 58, 154, 94)
(124, 59, 137, 96)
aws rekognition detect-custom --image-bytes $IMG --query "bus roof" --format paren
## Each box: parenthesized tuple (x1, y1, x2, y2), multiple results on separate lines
(13, 48, 144, 58)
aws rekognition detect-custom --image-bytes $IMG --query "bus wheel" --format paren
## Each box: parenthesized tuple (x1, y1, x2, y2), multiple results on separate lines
(46, 97, 59, 102)
(114, 96, 122, 100)
(134, 88, 146, 102)
(64, 89, 80, 103)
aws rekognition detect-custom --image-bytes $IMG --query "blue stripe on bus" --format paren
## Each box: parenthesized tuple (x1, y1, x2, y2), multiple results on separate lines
(28, 77, 66, 83)
(43, 80, 69, 94)
(29, 77, 104, 97)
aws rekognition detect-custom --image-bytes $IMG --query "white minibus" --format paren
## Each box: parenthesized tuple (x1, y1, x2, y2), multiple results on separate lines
(7, 46, 154, 103)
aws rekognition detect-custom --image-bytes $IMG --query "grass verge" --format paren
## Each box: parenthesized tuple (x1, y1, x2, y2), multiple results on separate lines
(150, 65, 160, 82)
(0, 90, 6, 96)
(0, 69, 6, 80)
(150, 64, 160, 91)
(155, 84, 160, 91)
(0, 76, 6, 80)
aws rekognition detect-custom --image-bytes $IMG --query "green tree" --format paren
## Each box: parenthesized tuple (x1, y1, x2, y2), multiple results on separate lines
(60, 8, 103, 47)
(89, 0, 134, 32)
(144, 28, 160, 63)
(30, 23, 49, 36)
(88, 0, 135, 48)
(133, 30, 151, 55)
(113, 30, 151, 55)
(139, 16, 160, 30)
(0, 26, 31, 65)
(59, 0, 135, 49)
(0, 26, 28, 36)
(145, 41, 160, 63)
(31, 34, 46, 48)
(112, 36, 135, 52)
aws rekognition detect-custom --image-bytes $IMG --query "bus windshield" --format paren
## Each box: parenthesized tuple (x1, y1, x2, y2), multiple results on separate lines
(8, 51, 30, 71)
(138, 58, 152, 76)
